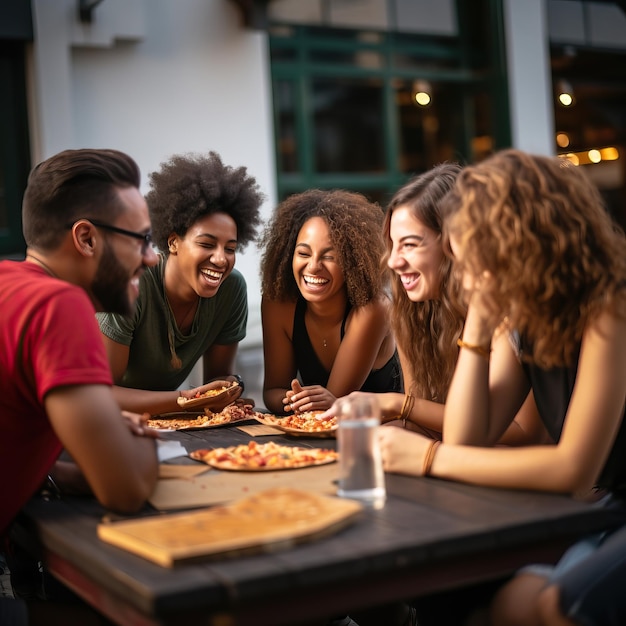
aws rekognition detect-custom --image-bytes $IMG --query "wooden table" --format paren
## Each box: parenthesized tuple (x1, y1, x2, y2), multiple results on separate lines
(12, 422, 626, 626)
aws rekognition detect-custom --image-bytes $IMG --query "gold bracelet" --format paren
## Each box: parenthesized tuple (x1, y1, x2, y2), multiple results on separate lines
(456, 338, 491, 360)
(422, 439, 441, 477)
(400, 394, 415, 428)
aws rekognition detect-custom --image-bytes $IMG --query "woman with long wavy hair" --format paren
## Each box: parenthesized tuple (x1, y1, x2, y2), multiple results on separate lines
(329, 163, 546, 445)
(378, 149, 626, 626)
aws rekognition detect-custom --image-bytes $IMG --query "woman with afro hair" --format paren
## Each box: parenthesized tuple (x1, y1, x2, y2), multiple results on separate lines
(258, 189, 401, 415)
(97, 151, 263, 415)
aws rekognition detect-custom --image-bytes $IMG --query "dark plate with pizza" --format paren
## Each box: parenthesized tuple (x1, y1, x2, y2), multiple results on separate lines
(147, 403, 258, 432)
(189, 440, 338, 471)
(254, 411, 338, 438)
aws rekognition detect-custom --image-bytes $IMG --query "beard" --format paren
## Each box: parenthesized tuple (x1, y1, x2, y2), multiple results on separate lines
(91, 240, 136, 316)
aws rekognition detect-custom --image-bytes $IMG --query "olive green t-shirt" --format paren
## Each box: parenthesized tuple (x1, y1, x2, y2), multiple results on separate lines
(96, 256, 248, 390)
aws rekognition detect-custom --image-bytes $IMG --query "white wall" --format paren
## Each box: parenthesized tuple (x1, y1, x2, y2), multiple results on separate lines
(503, 0, 555, 155)
(29, 0, 276, 348)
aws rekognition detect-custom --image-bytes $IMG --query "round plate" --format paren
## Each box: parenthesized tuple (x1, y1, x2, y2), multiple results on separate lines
(254, 413, 338, 438)
(146, 411, 252, 431)
(189, 442, 338, 471)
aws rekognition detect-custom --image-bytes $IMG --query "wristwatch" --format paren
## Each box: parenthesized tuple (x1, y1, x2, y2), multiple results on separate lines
(231, 373, 245, 394)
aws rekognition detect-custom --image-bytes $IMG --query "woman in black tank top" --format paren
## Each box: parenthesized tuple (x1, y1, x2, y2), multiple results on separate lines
(375, 149, 626, 626)
(258, 189, 401, 415)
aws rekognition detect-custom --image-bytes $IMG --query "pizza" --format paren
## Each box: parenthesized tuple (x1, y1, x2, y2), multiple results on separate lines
(147, 403, 258, 431)
(176, 381, 239, 408)
(256, 411, 338, 434)
(189, 440, 338, 471)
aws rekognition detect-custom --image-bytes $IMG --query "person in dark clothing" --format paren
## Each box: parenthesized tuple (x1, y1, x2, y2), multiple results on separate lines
(377, 149, 626, 626)
(258, 189, 401, 415)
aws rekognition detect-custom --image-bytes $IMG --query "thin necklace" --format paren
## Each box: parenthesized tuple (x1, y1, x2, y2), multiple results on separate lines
(26, 254, 58, 278)
(163, 282, 199, 368)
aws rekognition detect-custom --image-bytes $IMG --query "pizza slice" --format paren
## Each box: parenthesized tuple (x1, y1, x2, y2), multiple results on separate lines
(189, 440, 338, 471)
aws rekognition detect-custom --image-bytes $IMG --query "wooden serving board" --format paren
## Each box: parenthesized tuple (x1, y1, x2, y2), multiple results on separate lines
(98, 487, 362, 567)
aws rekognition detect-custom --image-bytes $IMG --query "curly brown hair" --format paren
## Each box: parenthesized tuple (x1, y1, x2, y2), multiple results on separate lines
(383, 163, 465, 402)
(258, 189, 386, 306)
(146, 151, 264, 253)
(442, 149, 626, 368)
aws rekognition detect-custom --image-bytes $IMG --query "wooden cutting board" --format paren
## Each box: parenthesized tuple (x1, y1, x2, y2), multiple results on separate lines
(98, 487, 362, 567)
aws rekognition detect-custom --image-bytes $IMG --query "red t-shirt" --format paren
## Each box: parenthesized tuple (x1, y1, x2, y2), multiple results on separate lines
(0, 261, 113, 536)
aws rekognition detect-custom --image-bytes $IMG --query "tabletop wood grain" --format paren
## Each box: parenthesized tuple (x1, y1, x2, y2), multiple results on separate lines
(13, 420, 626, 626)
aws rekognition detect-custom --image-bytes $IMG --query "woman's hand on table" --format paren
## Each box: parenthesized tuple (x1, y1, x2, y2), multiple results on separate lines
(317, 391, 396, 422)
(283, 379, 337, 413)
(378, 426, 435, 477)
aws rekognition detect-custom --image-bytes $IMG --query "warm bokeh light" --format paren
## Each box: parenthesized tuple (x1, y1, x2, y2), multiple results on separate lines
(560, 153, 580, 165)
(588, 149, 601, 163)
(414, 91, 431, 106)
(558, 146, 620, 166)
(558, 92, 573, 106)
(601, 146, 619, 161)
(556, 132, 570, 148)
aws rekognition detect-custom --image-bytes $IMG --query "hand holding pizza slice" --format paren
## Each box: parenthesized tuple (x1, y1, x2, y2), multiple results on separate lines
(177, 379, 242, 411)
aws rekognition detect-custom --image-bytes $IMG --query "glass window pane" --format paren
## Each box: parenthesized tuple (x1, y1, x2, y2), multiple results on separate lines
(269, 0, 323, 25)
(329, 0, 388, 30)
(275, 80, 299, 173)
(396, 79, 494, 172)
(312, 77, 385, 173)
(310, 47, 383, 69)
(395, 0, 457, 35)
(392, 35, 461, 71)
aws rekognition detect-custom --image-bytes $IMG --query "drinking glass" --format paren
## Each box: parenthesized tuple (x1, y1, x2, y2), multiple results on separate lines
(336, 395, 386, 509)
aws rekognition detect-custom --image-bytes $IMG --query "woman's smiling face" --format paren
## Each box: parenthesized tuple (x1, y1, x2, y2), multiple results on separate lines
(172, 211, 238, 298)
(292, 216, 345, 302)
(387, 205, 445, 302)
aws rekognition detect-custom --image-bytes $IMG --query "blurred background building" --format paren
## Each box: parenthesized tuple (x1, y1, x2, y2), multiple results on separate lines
(2, 0, 625, 405)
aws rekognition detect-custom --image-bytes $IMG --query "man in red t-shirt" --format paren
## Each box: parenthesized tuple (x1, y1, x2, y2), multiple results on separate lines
(0, 149, 160, 622)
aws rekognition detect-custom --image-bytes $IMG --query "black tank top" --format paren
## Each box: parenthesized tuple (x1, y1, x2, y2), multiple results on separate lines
(520, 335, 626, 495)
(292, 296, 401, 393)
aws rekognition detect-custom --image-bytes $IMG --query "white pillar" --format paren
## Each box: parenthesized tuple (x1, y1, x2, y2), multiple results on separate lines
(502, 0, 555, 155)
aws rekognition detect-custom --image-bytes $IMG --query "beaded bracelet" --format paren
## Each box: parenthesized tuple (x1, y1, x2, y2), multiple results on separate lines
(456, 338, 491, 360)
(422, 439, 441, 477)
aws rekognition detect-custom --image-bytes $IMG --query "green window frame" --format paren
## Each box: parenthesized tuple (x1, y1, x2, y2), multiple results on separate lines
(269, 0, 510, 204)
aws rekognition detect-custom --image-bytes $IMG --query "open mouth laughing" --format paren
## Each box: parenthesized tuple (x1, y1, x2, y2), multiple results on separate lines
(200, 268, 224, 286)
(400, 273, 420, 290)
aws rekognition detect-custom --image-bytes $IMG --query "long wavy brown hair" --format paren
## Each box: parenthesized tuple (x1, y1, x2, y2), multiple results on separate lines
(442, 149, 626, 368)
(259, 189, 386, 307)
(383, 163, 465, 402)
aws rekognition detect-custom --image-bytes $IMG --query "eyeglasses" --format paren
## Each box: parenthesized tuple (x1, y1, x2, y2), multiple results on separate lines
(79, 219, 153, 254)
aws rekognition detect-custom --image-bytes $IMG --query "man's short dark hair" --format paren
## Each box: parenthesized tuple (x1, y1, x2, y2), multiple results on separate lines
(22, 148, 141, 250)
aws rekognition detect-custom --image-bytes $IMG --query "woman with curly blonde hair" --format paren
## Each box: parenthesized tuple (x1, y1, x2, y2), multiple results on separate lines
(259, 189, 401, 415)
(377, 149, 626, 626)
